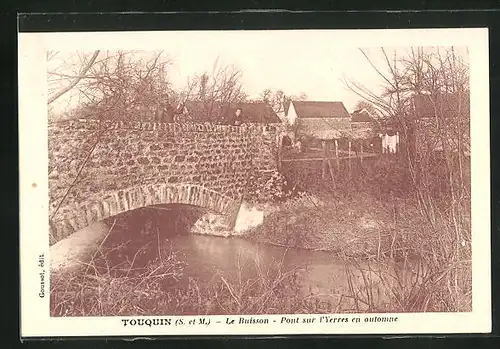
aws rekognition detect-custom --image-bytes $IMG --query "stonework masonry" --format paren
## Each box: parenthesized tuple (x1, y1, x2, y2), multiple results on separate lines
(48, 119, 281, 243)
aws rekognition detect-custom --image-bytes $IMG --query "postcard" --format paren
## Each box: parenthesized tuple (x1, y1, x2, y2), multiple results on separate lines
(18, 27, 491, 337)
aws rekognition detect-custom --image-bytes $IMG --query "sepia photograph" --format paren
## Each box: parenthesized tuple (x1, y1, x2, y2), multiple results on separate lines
(19, 28, 490, 337)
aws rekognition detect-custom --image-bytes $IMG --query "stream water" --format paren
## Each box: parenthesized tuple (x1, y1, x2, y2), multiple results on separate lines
(86, 205, 414, 314)
(95, 206, 384, 311)
(159, 233, 357, 299)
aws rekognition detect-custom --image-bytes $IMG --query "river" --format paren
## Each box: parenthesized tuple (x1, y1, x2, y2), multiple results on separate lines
(85, 207, 402, 313)
(160, 233, 357, 299)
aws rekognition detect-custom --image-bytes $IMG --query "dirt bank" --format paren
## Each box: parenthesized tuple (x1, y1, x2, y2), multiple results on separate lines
(243, 192, 423, 259)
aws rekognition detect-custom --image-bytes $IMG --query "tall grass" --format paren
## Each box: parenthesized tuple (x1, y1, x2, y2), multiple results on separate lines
(268, 153, 472, 313)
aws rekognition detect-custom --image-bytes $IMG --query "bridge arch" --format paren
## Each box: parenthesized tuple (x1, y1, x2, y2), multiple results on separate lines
(49, 183, 240, 242)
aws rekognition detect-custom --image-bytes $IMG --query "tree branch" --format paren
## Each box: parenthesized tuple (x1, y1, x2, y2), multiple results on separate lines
(48, 50, 100, 105)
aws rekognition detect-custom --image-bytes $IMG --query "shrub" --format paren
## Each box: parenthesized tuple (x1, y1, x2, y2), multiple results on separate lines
(363, 157, 412, 198)
(244, 169, 296, 204)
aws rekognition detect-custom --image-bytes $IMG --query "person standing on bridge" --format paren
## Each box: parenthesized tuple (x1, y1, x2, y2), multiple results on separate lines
(231, 107, 243, 126)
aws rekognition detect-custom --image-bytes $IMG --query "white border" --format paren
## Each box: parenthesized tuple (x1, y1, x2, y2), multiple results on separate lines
(19, 28, 491, 337)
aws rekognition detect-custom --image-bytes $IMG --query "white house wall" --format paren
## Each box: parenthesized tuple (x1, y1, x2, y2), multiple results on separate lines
(287, 102, 298, 125)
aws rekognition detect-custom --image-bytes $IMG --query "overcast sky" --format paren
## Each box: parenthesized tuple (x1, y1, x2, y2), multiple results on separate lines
(46, 30, 469, 115)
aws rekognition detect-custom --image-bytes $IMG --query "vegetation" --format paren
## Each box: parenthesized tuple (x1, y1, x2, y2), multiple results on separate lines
(244, 169, 296, 204)
(51, 153, 471, 315)
(47, 51, 304, 124)
(246, 153, 471, 312)
(50, 46, 472, 316)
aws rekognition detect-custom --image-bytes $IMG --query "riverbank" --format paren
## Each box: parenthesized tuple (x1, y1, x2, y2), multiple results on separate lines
(243, 192, 409, 258)
(242, 189, 472, 313)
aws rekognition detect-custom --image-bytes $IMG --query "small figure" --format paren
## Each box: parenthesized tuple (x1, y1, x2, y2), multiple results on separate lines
(233, 108, 243, 126)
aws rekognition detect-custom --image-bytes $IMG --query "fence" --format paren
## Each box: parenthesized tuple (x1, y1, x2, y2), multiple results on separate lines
(279, 139, 381, 182)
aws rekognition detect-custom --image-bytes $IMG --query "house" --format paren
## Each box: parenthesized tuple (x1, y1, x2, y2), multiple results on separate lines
(182, 101, 281, 124)
(412, 92, 470, 119)
(229, 102, 282, 124)
(351, 108, 374, 123)
(350, 108, 384, 152)
(286, 101, 352, 141)
(411, 92, 470, 155)
(350, 108, 379, 138)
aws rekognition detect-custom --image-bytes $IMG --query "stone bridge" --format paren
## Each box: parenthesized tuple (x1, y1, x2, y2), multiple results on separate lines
(48, 119, 281, 243)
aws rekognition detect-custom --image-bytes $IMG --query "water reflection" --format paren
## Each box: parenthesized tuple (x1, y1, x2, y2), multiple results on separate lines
(98, 205, 398, 312)
(119, 228, 356, 300)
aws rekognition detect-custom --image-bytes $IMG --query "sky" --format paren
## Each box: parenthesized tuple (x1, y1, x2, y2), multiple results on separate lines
(46, 30, 469, 116)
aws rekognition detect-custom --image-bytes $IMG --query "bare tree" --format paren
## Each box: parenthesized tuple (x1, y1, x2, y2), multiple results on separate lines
(354, 100, 381, 117)
(344, 47, 469, 167)
(259, 88, 273, 105)
(344, 46, 471, 311)
(48, 50, 175, 222)
(47, 50, 101, 106)
(61, 50, 175, 122)
(185, 59, 248, 122)
(259, 89, 308, 115)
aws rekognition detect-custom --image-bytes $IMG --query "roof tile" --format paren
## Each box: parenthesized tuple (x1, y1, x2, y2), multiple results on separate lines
(293, 101, 350, 118)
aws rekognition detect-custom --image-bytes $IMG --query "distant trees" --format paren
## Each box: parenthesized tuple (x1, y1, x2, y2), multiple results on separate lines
(184, 59, 248, 122)
(260, 89, 285, 114)
(354, 100, 381, 118)
(259, 88, 308, 115)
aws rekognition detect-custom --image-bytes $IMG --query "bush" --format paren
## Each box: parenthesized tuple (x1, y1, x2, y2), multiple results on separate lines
(244, 169, 296, 204)
(363, 156, 412, 198)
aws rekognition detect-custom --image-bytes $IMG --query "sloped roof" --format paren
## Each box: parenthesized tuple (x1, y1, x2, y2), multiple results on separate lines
(292, 101, 350, 119)
(228, 102, 281, 123)
(412, 92, 470, 118)
(351, 109, 374, 122)
(184, 101, 280, 123)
